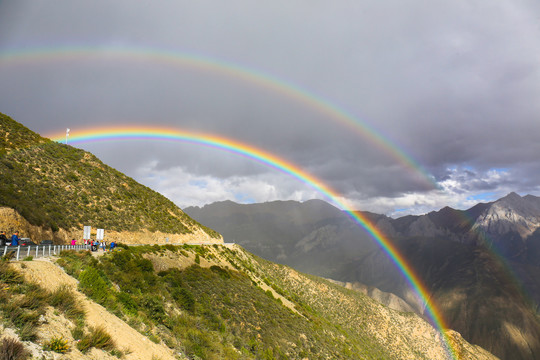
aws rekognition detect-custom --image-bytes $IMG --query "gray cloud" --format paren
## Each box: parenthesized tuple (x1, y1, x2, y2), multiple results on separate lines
(1, 0, 539, 215)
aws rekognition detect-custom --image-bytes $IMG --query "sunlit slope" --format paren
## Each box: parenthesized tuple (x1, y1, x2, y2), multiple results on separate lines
(186, 198, 540, 360)
(0, 112, 220, 242)
(398, 238, 540, 360)
(56, 244, 496, 360)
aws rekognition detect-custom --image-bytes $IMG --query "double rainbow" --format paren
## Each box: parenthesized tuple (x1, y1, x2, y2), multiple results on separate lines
(48, 126, 455, 359)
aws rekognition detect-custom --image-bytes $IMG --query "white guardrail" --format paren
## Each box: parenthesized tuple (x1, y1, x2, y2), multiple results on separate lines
(2, 245, 91, 261)
(1, 243, 236, 261)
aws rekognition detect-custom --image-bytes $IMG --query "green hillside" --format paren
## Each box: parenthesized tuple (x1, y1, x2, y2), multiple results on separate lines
(0, 112, 219, 238)
(51, 244, 494, 360)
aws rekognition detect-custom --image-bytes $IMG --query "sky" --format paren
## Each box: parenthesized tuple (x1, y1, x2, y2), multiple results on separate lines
(0, 0, 539, 217)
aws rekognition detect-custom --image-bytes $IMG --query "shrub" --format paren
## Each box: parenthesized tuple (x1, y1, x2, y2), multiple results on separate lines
(18, 284, 47, 310)
(140, 295, 166, 322)
(77, 326, 115, 353)
(171, 288, 195, 311)
(18, 322, 38, 342)
(210, 265, 231, 279)
(0, 261, 22, 284)
(50, 223, 59, 233)
(117, 291, 139, 316)
(43, 336, 70, 353)
(71, 325, 84, 341)
(3, 304, 40, 341)
(48, 285, 86, 321)
(0, 337, 28, 360)
(110, 249, 133, 270)
(135, 258, 154, 273)
(78, 267, 110, 304)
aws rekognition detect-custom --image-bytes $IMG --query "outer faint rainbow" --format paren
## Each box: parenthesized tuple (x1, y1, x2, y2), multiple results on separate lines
(47, 126, 455, 359)
(0, 44, 437, 190)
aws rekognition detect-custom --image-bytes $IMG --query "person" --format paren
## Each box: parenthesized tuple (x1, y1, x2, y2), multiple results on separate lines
(11, 231, 20, 247)
(0, 231, 8, 246)
(109, 241, 116, 251)
(101, 241, 106, 251)
(71, 238, 76, 246)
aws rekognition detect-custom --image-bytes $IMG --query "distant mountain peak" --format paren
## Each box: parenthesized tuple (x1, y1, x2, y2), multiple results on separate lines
(500, 192, 522, 202)
(472, 192, 540, 241)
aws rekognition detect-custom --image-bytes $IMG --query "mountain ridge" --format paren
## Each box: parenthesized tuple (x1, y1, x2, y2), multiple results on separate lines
(185, 194, 540, 359)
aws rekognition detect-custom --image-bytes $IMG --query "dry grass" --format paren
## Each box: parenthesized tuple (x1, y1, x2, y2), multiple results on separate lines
(76, 325, 116, 353)
(0, 337, 28, 360)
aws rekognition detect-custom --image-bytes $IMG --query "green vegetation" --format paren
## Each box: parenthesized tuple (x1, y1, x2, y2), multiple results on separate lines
(55, 245, 417, 360)
(43, 336, 70, 353)
(0, 112, 220, 238)
(0, 260, 44, 341)
(0, 259, 118, 356)
(49, 284, 86, 321)
(76, 326, 116, 354)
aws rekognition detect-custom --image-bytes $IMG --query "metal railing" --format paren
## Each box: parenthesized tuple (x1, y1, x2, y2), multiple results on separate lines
(1, 242, 234, 261)
(2, 244, 91, 261)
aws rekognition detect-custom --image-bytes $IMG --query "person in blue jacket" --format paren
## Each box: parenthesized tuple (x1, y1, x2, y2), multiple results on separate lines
(11, 231, 20, 246)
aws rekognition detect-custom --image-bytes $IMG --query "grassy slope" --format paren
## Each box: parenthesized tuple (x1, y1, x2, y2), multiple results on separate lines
(0, 112, 219, 238)
(55, 244, 495, 360)
(186, 199, 540, 360)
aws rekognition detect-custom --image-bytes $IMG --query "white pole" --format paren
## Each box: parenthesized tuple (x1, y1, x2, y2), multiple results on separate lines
(66, 128, 70, 145)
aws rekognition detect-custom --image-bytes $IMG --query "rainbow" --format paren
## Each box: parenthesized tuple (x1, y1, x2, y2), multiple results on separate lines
(47, 126, 455, 359)
(0, 44, 437, 190)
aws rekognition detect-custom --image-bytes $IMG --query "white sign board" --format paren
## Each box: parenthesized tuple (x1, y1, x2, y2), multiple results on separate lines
(96, 229, 105, 240)
(83, 226, 91, 240)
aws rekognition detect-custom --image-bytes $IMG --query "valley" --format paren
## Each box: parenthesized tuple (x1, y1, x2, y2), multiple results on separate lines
(186, 194, 540, 359)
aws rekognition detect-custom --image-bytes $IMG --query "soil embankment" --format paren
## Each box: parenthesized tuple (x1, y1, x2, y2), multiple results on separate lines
(12, 258, 179, 360)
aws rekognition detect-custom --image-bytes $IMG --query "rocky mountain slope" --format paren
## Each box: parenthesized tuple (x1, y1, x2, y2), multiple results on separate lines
(0, 112, 220, 244)
(185, 194, 540, 359)
(0, 111, 499, 358)
(1, 244, 496, 360)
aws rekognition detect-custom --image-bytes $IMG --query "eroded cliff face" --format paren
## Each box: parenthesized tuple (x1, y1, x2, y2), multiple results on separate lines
(327, 279, 416, 313)
(0, 206, 223, 245)
(0, 207, 52, 241)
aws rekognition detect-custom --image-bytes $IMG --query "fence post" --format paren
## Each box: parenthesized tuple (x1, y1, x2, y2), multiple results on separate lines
(49, 245, 51, 257)
(16, 246, 20, 261)
(27, 246, 31, 257)
(35, 246, 38, 258)
(3, 246, 6, 257)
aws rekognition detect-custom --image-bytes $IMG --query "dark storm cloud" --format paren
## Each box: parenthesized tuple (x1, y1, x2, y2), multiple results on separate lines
(1, 0, 539, 214)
